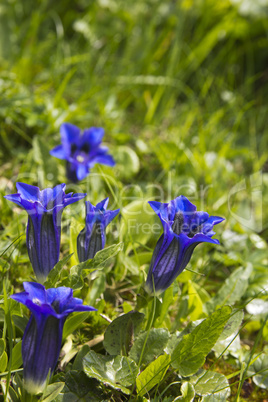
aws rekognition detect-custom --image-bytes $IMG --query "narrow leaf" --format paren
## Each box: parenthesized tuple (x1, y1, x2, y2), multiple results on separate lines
(136, 354, 170, 396)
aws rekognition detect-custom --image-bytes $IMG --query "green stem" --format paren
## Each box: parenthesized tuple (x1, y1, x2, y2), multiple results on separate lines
(3, 280, 13, 402)
(138, 294, 156, 367)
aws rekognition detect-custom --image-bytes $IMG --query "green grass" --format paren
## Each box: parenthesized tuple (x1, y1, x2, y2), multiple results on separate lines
(0, 0, 268, 400)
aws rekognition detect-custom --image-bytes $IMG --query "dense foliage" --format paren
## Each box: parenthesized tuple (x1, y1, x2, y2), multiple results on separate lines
(0, 0, 268, 400)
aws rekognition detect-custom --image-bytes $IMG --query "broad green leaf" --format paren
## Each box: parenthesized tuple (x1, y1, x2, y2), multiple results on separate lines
(54, 371, 105, 402)
(44, 254, 74, 288)
(176, 382, 195, 401)
(165, 321, 203, 356)
(129, 328, 170, 365)
(41, 382, 65, 402)
(171, 306, 232, 376)
(136, 354, 170, 396)
(104, 311, 144, 355)
(62, 243, 123, 290)
(201, 395, 229, 402)
(63, 312, 91, 339)
(83, 350, 138, 395)
(11, 341, 22, 370)
(213, 310, 243, 356)
(190, 369, 230, 400)
(12, 315, 28, 333)
(0, 351, 8, 373)
(75, 242, 123, 271)
(206, 264, 252, 313)
(217, 310, 244, 342)
(7, 386, 19, 402)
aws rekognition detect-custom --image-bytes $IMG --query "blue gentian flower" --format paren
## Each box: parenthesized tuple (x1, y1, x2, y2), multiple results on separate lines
(145, 196, 224, 294)
(11, 282, 96, 394)
(4, 183, 86, 283)
(50, 123, 115, 182)
(77, 198, 120, 262)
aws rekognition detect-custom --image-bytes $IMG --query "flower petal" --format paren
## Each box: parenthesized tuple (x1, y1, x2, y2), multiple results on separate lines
(23, 282, 47, 304)
(16, 183, 40, 202)
(90, 154, 115, 167)
(60, 123, 80, 152)
(49, 145, 67, 160)
(96, 198, 109, 211)
(82, 127, 104, 148)
(76, 164, 89, 181)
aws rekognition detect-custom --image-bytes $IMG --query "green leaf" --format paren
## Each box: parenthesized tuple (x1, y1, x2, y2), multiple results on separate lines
(165, 320, 203, 357)
(104, 311, 144, 355)
(54, 371, 105, 402)
(206, 264, 252, 313)
(12, 315, 28, 333)
(136, 354, 170, 396)
(11, 341, 22, 370)
(217, 310, 244, 342)
(62, 243, 123, 290)
(171, 306, 232, 376)
(44, 253, 74, 288)
(77, 242, 123, 271)
(7, 386, 19, 402)
(201, 395, 229, 402)
(176, 382, 195, 401)
(83, 350, 138, 395)
(0, 339, 5, 357)
(0, 351, 8, 373)
(63, 312, 91, 340)
(213, 310, 244, 356)
(72, 345, 91, 371)
(129, 328, 170, 365)
(188, 281, 210, 320)
(86, 273, 106, 306)
(155, 285, 174, 327)
(190, 369, 230, 400)
(41, 382, 65, 402)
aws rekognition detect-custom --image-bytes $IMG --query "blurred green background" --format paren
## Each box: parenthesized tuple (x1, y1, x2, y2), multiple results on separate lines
(1, 0, 268, 294)
(0, 0, 268, 163)
(1, 0, 268, 238)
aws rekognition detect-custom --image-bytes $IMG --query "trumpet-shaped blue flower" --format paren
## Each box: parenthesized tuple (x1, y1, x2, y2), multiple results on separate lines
(77, 198, 120, 262)
(11, 282, 96, 394)
(50, 123, 115, 182)
(4, 183, 86, 283)
(145, 196, 224, 294)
